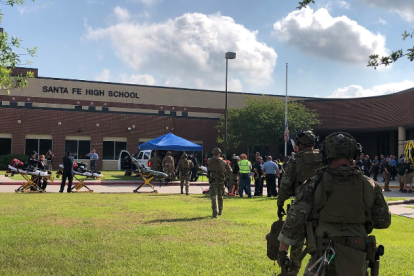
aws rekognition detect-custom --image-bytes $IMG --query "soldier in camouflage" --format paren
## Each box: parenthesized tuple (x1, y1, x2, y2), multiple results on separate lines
(162, 151, 175, 180)
(176, 152, 194, 195)
(277, 130, 325, 275)
(277, 132, 391, 276)
(207, 147, 232, 218)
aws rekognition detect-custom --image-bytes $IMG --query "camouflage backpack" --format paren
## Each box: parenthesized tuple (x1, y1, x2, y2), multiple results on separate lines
(266, 219, 285, 260)
(181, 159, 190, 170)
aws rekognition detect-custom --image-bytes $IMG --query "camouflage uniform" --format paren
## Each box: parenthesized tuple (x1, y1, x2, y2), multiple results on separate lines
(207, 148, 232, 218)
(176, 153, 194, 195)
(278, 133, 391, 276)
(150, 154, 162, 171)
(277, 132, 324, 275)
(162, 152, 175, 180)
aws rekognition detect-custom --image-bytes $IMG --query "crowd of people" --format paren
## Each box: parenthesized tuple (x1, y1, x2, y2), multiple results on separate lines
(203, 131, 391, 275)
(356, 153, 413, 193)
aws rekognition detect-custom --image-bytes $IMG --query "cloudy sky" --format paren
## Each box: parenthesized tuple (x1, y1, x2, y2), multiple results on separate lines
(5, 0, 414, 98)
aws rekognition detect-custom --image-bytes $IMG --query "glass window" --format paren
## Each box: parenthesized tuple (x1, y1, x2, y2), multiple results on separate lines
(115, 142, 127, 160)
(25, 138, 52, 156)
(65, 140, 90, 159)
(103, 141, 127, 160)
(39, 139, 53, 155)
(143, 152, 150, 159)
(25, 139, 38, 156)
(103, 141, 114, 160)
(138, 152, 144, 159)
(79, 141, 91, 159)
(65, 140, 78, 159)
(0, 138, 11, 155)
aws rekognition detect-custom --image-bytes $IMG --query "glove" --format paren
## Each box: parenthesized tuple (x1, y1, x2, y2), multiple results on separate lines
(278, 205, 286, 218)
(277, 250, 288, 267)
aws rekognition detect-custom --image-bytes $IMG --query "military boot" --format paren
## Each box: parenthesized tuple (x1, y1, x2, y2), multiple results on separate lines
(212, 209, 218, 218)
(180, 188, 183, 194)
(218, 209, 222, 216)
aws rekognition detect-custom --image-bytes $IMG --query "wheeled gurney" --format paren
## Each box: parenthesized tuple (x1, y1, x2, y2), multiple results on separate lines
(56, 162, 105, 193)
(6, 159, 53, 193)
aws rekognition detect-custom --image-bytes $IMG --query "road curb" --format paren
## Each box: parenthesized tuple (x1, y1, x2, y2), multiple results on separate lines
(388, 199, 414, 206)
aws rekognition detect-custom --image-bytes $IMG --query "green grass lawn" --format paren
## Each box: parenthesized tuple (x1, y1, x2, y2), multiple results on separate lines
(0, 194, 412, 276)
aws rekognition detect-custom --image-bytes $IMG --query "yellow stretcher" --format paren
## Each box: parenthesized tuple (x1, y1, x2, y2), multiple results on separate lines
(124, 153, 169, 193)
(56, 165, 105, 193)
(6, 165, 54, 193)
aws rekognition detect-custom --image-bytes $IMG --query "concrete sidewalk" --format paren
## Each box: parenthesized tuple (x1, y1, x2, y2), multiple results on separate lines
(388, 204, 414, 219)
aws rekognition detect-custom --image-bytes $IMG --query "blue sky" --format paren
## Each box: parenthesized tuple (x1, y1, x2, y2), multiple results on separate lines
(4, 0, 414, 98)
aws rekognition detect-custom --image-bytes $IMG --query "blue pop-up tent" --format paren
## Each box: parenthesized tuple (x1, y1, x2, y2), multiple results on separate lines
(138, 133, 203, 151)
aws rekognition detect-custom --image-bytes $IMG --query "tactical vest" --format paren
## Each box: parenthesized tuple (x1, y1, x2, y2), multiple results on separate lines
(208, 157, 225, 176)
(311, 168, 372, 225)
(163, 156, 174, 166)
(181, 159, 190, 170)
(239, 160, 251, 173)
(294, 150, 323, 193)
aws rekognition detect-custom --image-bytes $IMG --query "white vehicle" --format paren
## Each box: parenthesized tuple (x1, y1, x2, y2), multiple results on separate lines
(118, 149, 150, 172)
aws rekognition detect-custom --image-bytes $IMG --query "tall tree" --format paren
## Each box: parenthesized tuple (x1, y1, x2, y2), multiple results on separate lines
(0, 0, 37, 94)
(216, 96, 320, 154)
(296, 0, 414, 69)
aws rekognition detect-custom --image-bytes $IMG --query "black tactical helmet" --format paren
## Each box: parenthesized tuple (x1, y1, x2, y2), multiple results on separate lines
(295, 130, 316, 147)
(212, 147, 222, 155)
(30, 150, 37, 156)
(320, 132, 361, 160)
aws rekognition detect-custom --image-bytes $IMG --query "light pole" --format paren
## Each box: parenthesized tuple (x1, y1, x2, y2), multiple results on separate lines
(224, 52, 236, 158)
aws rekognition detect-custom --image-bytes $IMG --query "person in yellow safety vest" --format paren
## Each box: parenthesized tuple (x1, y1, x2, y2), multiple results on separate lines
(238, 154, 252, 198)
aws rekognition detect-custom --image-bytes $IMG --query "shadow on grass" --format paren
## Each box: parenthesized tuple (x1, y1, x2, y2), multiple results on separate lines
(145, 216, 210, 223)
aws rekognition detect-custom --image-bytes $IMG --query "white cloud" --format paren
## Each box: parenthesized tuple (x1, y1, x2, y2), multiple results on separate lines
(114, 6, 131, 22)
(273, 8, 388, 64)
(94, 69, 112, 82)
(325, 0, 350, 10)
(17, 2, 52, 15)
(359, 0, 414, 22)
(328, 80, 414, 98)
(85, 11, 277, 91)
(94, 69, 155, 85)
(376, 18, 387, 25)
(127, 0, 161, 6)
(119, 73, 155, 85)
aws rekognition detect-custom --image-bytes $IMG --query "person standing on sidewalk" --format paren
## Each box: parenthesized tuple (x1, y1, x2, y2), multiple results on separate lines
(404, 158, 414, 193)
(253, 156, 264, 196)
(370, 155, 380, 181)
(87, 149, 99, 172)
(45, 149, 54, 171)
(397, 158, 407, 192)
(176, 153, 193, 195)
(60, 151, 74, 193)
(262, 156, 280, 197)
(383, 158, 391, 192)
(238, 154, 252, 198)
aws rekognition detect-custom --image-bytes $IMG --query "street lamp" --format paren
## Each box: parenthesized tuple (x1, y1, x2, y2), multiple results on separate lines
(224, 52, 236, 157)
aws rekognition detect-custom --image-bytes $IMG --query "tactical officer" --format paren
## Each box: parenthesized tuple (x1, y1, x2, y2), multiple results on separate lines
(207, 147, 232, 218)
(277, 130, 324, 275)
(162, 151, 175, 180)
(176, 153, 194, 195)
(277, 132, 391, 276)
